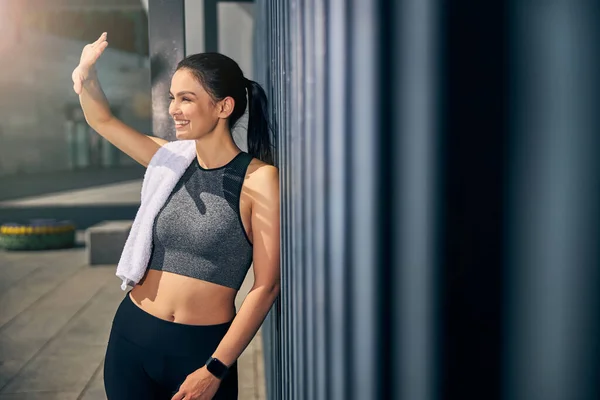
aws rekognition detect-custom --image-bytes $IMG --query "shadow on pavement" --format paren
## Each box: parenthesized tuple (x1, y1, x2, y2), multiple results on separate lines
(0, 165, 146, 202)
(0, 204, 139, 231)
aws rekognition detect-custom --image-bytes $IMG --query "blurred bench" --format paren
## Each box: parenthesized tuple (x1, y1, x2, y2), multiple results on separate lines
(85, 220, 132, 265)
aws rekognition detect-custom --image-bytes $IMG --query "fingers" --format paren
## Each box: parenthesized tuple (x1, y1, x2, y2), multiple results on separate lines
(96, 40, 108, 55)
(89, 40, 108, 64)
(92, 32, 107, 46)
(171, 390, 185, 400)
(72, 69, 82, 94)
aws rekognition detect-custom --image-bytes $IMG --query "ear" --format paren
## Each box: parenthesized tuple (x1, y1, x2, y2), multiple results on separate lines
(217, 97, 235, 119)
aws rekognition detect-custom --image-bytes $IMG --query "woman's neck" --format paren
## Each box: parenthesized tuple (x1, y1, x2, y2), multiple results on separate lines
(194, 126, 241, 169)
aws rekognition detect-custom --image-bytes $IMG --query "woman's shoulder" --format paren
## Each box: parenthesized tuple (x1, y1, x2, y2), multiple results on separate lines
(246, 158, 278, 179)
(244, 158, 279, 196)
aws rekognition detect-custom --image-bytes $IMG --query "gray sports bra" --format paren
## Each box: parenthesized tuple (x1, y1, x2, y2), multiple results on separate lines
(147, 152, 253, 290)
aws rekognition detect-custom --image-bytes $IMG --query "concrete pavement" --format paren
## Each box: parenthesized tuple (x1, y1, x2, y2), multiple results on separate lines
(0, 246, 266, 400)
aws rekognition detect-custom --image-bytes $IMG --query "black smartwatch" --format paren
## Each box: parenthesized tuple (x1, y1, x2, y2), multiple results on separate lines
(205, 357, 229, 380)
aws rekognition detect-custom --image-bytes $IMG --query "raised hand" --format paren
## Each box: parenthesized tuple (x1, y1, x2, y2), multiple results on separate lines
(72, 32, 109, 95)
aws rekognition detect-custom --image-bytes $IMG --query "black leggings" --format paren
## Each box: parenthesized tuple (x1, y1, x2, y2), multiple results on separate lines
(104, 293, 238, 399)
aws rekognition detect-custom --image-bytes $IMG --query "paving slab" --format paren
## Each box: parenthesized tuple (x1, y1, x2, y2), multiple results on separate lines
(0, 392, 80, 400)
(0, 266, 114, 342)
(236, 267, 267, 400)
(0, 249, 84, 293)
(0, 254, 86, 329)
(0, 266, 115, 394)
(79, 362, 106, 400)
(1, 353, 104, 395)
(254, 331, 267, 400)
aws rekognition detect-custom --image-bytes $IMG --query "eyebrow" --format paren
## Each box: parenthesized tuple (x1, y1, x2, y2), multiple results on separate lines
(169, 91, 197, 97)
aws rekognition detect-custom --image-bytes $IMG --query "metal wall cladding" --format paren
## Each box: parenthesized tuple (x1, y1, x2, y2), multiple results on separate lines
(254, 1, 439, 399)
(255, 1, 600, 400)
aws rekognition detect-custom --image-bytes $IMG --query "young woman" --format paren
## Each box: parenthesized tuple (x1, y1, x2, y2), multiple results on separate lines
(72, 33, 280, 399)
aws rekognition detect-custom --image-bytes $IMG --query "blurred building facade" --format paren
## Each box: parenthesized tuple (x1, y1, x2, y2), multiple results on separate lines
(0, 0, 253, 176)
(0, 0, 151, 175)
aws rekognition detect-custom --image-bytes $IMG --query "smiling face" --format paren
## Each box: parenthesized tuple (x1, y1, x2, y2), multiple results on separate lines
(168, 69, 222, 140)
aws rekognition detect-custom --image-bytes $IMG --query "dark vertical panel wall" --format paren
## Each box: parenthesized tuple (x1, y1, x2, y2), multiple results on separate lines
(394, 1, 441, 399)
(325, 1, 350, 399)
(254, 1, 600, 400)
(148, 0, 185, 140)
(254, 1, 286, 399)
(505, 1, 600, 400)
(255, 1, 440, 399)
(438, 1, 508, 398)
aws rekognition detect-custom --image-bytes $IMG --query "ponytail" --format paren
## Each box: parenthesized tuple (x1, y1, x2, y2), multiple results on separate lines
(245, 79, 274, 165)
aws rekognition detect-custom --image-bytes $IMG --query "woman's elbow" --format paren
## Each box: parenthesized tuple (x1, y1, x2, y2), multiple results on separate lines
(255, 281, 280, 300)
(270, 282, 280, 298)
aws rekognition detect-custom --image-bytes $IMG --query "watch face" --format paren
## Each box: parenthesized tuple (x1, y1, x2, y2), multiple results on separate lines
(206, 357, 228, 379)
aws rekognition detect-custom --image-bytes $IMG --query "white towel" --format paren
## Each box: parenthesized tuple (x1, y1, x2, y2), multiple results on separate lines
(115, 139, 197, 290)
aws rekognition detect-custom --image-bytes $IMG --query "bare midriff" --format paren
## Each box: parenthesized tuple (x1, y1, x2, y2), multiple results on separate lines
(129, 269, 238, 325)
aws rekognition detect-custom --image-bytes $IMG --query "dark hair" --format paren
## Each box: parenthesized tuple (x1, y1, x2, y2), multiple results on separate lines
(176, 53, 274, 164)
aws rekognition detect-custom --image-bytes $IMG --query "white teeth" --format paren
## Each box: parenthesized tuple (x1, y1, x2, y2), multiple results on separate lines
(174, 120, 189, 126)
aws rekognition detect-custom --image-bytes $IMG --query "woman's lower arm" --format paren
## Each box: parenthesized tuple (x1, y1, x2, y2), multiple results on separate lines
(211, 284, 280, 367)
(78, 68, 113, 128)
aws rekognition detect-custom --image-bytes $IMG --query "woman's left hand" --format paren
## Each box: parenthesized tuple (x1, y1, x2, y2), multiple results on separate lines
(171, 367, 221, 400)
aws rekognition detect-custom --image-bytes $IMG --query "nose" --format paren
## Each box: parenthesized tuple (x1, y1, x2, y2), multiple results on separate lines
(169, 101, 180, 117)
